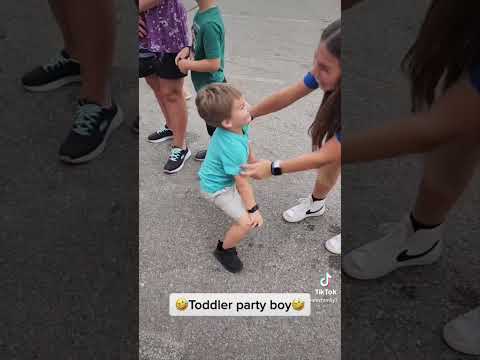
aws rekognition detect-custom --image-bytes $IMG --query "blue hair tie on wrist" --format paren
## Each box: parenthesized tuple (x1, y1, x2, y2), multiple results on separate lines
(304, 72, 319, 90)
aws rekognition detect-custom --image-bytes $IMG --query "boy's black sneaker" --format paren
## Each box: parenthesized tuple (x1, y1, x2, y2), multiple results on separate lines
(59, 99, 123, 164)
(214, 242, 243, 273)
(22, 50, 81, 92)
(194, 149, 207, 161)
(164, 147, 191, 174)
(147, 126, 173, 143)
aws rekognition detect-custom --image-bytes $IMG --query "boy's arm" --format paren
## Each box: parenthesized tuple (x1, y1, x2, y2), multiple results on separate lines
(247, 142, 256, 163)
(343, 78, 480, 163)
(234, 175, 257, 211)
(178, 58, 220, 73)
(178, 22, 222, 74)
(250, 80, 313, 119)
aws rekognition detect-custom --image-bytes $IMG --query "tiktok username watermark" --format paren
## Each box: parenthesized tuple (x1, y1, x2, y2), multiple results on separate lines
(312, 272, 339, 305)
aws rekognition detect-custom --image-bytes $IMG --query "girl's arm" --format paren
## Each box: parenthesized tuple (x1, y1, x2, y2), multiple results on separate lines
(241, 137, 340, 179)
(343, 78, 480, 163)
(250, 80, 314, 119)
(281, 138, 340, 173)
(139, 0, 163, 12)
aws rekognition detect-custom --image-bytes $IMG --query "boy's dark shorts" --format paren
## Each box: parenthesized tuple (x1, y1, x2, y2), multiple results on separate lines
(139, 50, 187, 80)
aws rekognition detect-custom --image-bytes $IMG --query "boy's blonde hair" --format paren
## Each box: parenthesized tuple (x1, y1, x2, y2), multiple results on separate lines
(195, 83, 243, 128)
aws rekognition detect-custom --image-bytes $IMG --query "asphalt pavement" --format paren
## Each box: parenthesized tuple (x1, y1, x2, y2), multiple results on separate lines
(139, 1, 341, 359)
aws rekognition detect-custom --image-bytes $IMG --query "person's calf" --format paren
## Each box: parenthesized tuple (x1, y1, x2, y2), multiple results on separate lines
(222, 217, 252, 250)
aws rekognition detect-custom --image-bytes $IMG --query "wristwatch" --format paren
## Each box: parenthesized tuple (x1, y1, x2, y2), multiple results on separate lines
(248, 204, 259, 214)
(271, 160, 282, 176)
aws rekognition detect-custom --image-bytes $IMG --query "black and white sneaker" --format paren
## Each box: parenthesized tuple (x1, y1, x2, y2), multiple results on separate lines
(282, 196, 326, 223)
(22, 50, 81, 92)
(342, 216, 443, 280)
(163, 147, 191, 174)
(194, 149, 207, 161)
(147, 126, 173, 143)
(59, 99, 123, 164)
(214, 242, 243, 273)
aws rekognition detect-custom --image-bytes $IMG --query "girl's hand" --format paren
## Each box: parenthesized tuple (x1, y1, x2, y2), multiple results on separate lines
(138, 16, 147, 38)
(241, 160, 272, 180)
(175, 47, 191, 66)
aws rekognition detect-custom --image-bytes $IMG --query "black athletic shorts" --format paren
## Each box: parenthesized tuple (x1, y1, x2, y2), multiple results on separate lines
(154, 52, 187, 80)
(139, 50, 187, 80)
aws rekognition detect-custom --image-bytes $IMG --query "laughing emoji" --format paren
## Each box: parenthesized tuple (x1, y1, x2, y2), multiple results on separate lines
(291, 299, 305, 311)
(176, 298, 188, 311)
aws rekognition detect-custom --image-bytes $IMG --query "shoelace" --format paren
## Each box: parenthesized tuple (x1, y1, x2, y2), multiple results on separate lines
(297, 197, 312, 206)
(72, 103, 103, 136)
(157, 128, 171, 136)
(43, 54, 70, 72)
(168, 148, 183, 162)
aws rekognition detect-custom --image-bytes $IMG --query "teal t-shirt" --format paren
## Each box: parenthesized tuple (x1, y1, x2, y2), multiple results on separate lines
(191, 6, 225, 91)
(199, 125, 250, 193)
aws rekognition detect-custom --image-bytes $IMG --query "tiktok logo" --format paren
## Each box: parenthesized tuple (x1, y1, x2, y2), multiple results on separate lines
(320, 272, 332, 288)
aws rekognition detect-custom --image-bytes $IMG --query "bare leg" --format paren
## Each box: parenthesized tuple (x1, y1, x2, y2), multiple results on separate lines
(48, 0, 77, 58)
(63, 0, 115, 106)
(145, 76, 170, 129)
(157, 78, 188, 149)
(313, 162, 341, 199)
(222, 214, 251, 249)
(413, 137, 480, 225)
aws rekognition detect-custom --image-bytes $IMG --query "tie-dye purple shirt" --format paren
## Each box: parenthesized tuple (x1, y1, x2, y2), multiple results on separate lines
(140, 0, 189, 54)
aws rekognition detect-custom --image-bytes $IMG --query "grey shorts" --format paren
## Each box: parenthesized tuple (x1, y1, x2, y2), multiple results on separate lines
(201, 186, 247, 221)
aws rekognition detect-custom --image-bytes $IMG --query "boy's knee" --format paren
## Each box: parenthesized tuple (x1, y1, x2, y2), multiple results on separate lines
(237, 215, 252, 230)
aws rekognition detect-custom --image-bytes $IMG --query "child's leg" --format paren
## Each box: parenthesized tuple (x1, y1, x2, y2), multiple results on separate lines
(222, 214, 252, 250)
(63, 0, 115, 106)
(313, 162, 341, 199)
(283, 162, 340, 223)
(48, 0, 76, 58)
(145, 75, 170, 129)
(413, 136, 480, 226)
(157, 78, 188, 149)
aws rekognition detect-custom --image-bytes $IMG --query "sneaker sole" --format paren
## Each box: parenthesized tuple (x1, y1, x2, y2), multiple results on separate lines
(23, 75, 82, 92)
(163, 149, 192, 174)
(343, 251, 442, 280)
(147, 135, 174, 143)
(59, 106, 124, 164)
(194, 157, 205, 162)
(282, 205, 326, 223)
(213, 250, 243, 273)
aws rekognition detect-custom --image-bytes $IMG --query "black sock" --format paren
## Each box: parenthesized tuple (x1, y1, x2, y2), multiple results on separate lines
(312, 195, 325, 202)
(218, 240, 224, 251)
(409, 213, 442, 232)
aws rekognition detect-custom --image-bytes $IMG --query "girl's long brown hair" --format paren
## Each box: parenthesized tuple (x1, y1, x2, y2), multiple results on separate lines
(401, 0, 480, 111)
(309, 19, 341, 149)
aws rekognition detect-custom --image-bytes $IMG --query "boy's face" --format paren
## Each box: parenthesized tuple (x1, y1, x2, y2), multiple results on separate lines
(312, 43, 341, 91)
(222, 97, 252, 130)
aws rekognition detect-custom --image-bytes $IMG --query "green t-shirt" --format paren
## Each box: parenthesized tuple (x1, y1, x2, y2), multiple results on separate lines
(198, 125, 250, 193)
(191, 6, 225, 91)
